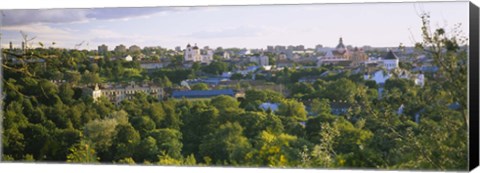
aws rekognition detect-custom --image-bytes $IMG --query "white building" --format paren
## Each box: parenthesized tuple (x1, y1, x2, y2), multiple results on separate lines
(201, 48, 214, 64)
(184, 43, 213, 64)
(364, 70, 392, 85)
(383, 50, 399, 70)
(259, 102, 279, 112)
(414, 73, 425, 87)
(238, 49, 251, 56)
(90, 82, 164, 104)
(184, 43, 202, 62)
(124, 55, 133, 61)
(223, 51, 231, 59)
(365, 69, 425, 87)
(92, 84, 102, 102)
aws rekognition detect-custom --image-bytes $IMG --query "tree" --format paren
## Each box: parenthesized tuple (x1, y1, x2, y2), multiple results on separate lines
(83, 118, 119, 159)
(130, 115, 156, 137)
(149, 128, 183, 160)
(66, 141, 99, 163)
(191, 83, 209, 90)
(199, 122, 252, 165)
(277, 99, 307, 122)
(415, 13, 468, 128)
(230, 73, 244, 80)
(181, 104, 220, 158)
(248, 131, 298, 167)
(310, 123, 339, 168)
(202, 61, 228, 75)
(322, 78, 357, 103)
(58, 83, 75, 104)
(111, 124, 141, 161)
(235, 111, 283, 139)
(210, 95, 240, 113)
(310, 98, 332, 117)
(134, 136, 159, 162)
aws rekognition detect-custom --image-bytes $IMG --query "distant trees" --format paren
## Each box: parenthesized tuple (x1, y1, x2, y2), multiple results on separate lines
(191, 83, 209, 90)
(202, 61, 228, 75)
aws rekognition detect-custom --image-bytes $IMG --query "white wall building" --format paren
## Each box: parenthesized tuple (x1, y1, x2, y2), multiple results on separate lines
(124, 55, 133, 61)
(184, 43, 202, 62)
(383, 50, 399, 70)
(415, 73, 425, 87)
(89, 82, 163, 104)
(364, 70, 392, 85)
(223, 51, 231, 59)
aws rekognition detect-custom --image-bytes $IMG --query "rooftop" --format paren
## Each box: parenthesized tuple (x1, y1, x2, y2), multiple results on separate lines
(172, 89, 235, 99)
(384, 50, 399, 60)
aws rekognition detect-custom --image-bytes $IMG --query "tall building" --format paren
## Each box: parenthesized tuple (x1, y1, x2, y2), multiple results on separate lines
(350, 47, 368, 67)
(98, 44, 108, 54)
(295, 45, 305, 51)
(317, 37, 352, 66)
(267, 46, 274, 52)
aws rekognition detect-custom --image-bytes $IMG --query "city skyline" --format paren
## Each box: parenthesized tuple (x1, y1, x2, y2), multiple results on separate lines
(1, 1, 469, 50)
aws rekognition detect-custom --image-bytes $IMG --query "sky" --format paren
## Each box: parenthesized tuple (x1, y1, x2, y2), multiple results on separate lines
(0, 1, 470, 50)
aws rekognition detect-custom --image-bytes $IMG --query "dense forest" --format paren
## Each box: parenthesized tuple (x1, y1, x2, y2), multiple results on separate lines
(1, 14, 468, 170)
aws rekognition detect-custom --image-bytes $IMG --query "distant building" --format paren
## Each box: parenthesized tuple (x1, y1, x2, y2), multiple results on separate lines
(238, 49, 251, 57)
(317, 37, 352, 66)
(202, 48, 214, 64)
(295, 45, 305, 51)
(274, 45, 286, 53)
(364, 70, 391, 85)
(123, 55, 133, 61)
(315, 44, 323, 52)
(223, 51, 231, 59)
(140, 61, 165, 70)
(350, 47, 368, 67)
(259, 102, 279, 112)
(249, 55, 269, 66)
(184, 43, 202, 62)
(86, 82, 163, 104)
(171, 89, 235, 99)
(383, 50, 399, 70)
(414, 73, 425, 87)
(184, 43, 212, 64)
(267, 46, 274, 52)
(175, 46, 181, 52)
(98, 44, 108, 55)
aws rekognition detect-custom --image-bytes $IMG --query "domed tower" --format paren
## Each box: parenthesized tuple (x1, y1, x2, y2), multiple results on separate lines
(192, 43, 201, 62)
(184, 43, 193, 61)
(336, 37, 346, 53)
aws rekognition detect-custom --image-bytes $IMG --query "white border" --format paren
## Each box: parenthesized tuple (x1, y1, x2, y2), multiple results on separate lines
(1, 0, 478, 173)
(0, 0, 472, 9)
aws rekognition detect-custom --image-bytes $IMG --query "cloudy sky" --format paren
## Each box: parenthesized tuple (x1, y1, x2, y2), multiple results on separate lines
(0, 1, 469, 50)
